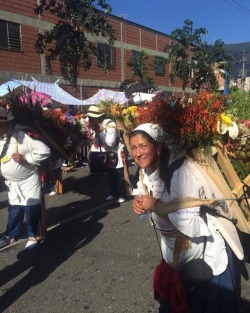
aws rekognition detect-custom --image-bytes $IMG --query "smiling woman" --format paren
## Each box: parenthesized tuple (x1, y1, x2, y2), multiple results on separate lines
(129, 122, 242, 313)
(130, 130, 161, 173)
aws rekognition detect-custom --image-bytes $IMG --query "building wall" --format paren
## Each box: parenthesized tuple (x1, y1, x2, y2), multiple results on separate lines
(0, 1, 191, 99)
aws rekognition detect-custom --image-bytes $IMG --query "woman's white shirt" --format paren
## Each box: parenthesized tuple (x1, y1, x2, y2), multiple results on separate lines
(134, 160, 228, 275)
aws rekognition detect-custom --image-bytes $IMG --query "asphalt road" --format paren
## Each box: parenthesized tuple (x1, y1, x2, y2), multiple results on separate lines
(0, 164, 250, 313)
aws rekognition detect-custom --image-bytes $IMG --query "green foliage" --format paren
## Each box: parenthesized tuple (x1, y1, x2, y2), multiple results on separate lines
(165, 19, 233, 91)
(119, 79, 134, 91)
(229, 90, 250, 120)
(128, 50, 154, 85)
(34, 0, 115, 91)
(127, 50, 151, 81)
(120, 50, 156, 90)
(230, 158, 249, 181)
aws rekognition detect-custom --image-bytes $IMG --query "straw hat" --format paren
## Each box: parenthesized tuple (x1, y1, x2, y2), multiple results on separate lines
(0, 106, 14, 123)
(86, 105, 104, 118)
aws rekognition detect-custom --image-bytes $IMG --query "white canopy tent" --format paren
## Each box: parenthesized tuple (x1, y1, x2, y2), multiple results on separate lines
(81, 89, 129, 105)
(132, 92, 156, 104)
(0, 78, 84, 106)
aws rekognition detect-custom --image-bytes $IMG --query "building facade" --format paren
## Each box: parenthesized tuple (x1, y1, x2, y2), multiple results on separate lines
(0, 1, 191, 100)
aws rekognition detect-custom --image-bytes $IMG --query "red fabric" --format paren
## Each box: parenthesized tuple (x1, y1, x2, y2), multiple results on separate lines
(153, 259, 190, 313)
(26, 131, 42, 141)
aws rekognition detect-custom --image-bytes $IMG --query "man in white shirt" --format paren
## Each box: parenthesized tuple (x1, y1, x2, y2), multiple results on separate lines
(0, 106, 50, 250)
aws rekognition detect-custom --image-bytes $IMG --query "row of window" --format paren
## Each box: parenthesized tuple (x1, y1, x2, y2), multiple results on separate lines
(0, 19, 166, 76)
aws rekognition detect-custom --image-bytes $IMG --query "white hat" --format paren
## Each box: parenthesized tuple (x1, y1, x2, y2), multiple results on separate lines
(86, 105, 104, 118)
(133, 123, 164, 141)
(0, 106, 14, 123)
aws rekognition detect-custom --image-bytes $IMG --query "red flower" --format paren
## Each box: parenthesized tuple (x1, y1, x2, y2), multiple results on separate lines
(134, 91, 228, 150)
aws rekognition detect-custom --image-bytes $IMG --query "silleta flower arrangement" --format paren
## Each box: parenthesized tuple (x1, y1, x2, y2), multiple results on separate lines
(99, 91, 231, 151)
(96, 91, 250, 168)
(135, 91, 232, 151)
(5, 90, 87, 164)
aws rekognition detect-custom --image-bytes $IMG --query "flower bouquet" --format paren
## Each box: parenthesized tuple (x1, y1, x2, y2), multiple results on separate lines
(134, 91, 231, 151)
(5, 89, 87, 166)
(226, 120, 250, 172)
(98, 91, 249, 165)
(99, 100, 138, 153)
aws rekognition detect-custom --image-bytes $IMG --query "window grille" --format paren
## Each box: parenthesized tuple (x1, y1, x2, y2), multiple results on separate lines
(97, 43, 115, 69)
(0, 19, 22, 51)
(155, 56, 166, 76)
(132, 50, 140, 59)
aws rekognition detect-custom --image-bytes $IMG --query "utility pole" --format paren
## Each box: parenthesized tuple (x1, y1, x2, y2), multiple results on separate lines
(241, 50, 248, 91)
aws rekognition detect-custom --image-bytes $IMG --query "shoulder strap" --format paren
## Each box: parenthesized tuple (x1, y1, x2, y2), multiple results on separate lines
(0, 136, 12, 159)
(0, 126, 24, 159)
(139, 169, 149, 195)
(165, 156, 186, 194)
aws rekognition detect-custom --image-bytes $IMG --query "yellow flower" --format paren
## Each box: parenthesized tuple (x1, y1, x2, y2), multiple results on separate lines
(220, 113, 232, 126)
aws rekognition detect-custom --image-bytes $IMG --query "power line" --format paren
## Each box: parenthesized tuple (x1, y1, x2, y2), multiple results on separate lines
(231, 0, 250, 12)
(223, 0, 250, 14)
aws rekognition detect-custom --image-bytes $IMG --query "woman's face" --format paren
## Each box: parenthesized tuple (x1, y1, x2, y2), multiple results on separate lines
(130, 133, 160, 172)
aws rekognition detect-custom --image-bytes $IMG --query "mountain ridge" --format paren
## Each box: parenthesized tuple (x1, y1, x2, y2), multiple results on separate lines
(224, 42, 250, 79)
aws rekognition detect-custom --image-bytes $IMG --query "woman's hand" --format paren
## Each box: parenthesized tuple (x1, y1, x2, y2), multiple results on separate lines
(11, 152, 26, 164)
(132, 196, 144, 215)
(141, 194, 158, 211)
(132, 194, 158, 215)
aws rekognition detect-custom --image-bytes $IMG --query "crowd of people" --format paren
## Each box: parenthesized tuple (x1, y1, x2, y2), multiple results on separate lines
(0, 98, 247, 312)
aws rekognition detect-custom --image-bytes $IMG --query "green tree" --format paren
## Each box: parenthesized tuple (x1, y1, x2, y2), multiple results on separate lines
(230, 89, 250, 120)
(34, 0, 115, 93)
(127, 50, 150, 82)
(120, 50, 155, 90)
(165, 19, 233, 91)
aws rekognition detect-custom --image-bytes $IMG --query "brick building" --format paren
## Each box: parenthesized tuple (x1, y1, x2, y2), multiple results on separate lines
(0, 1, 192, 100)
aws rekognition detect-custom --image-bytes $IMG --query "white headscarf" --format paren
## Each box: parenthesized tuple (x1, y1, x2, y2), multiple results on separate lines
(133, 123, 164, 142)
(133, 123, 186, 166)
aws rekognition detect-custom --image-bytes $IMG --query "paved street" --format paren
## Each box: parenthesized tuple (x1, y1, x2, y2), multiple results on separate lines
(0, 164, 250, 313)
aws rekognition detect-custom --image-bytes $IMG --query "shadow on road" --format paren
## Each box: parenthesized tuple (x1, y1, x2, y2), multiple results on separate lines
(0, 208, 109, 312)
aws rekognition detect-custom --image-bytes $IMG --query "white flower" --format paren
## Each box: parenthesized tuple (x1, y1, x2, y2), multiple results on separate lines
(228, 122, 239, 140)
(217, 120, 228, 135)
(217, 120, 239, 140)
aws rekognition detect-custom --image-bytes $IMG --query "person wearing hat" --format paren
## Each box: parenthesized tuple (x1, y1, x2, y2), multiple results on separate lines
(86, 105, 126, 203)
(0, 106, 50, 250)
(130, 123, 241, 313)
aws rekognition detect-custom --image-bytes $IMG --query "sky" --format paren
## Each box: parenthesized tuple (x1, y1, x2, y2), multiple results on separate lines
(107, 0, 250, 45)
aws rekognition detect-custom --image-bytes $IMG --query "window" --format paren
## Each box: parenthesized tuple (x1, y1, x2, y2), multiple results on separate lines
(155, 56, 166, 76)
(132, 50, 140, 60)
(97, 43, 115, 69)
(0, 20, 22, 51)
